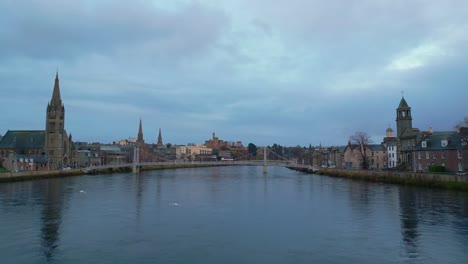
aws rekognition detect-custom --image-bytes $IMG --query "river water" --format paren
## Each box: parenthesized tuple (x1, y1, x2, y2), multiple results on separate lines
(1, 166, 467, 264)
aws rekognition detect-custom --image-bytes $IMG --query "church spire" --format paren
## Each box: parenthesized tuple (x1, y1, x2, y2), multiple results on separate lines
(137, 118, 144, 142)
(50, 71, 62, 107)
(157, 128, 163, 146)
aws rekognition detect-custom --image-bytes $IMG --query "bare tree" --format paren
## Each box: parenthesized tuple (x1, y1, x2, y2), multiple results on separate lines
(349, 131, 373, 170)
(455, 116, 468, 131)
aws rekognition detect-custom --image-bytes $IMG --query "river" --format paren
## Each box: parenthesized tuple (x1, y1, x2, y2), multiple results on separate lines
(1, 166, 467, 264)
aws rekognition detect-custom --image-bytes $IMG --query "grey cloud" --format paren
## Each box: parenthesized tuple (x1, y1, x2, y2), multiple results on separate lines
(0, 0, 229, 61)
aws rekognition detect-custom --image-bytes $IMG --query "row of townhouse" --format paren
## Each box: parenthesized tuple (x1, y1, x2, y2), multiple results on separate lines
(306, 97, 467, 174)
(308, 141, 387, 170)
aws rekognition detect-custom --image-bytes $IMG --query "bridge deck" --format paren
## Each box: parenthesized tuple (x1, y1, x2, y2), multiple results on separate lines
(81, 160, 305, 173)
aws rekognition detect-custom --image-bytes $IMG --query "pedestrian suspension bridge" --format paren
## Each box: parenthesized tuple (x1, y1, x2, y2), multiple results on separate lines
(81, 147, 319, 174)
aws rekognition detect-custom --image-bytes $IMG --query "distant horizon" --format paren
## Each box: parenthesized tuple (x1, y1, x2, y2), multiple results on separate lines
(1, 1, 467, 146)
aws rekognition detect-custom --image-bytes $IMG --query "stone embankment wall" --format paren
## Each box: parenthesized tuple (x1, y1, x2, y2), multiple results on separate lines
(0, 169, 83, 183)
(0, 163, 235, 183)
(288, 167, 468, 191)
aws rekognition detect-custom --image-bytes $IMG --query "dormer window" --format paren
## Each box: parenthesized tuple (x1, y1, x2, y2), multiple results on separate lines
(441, 139, 448, 147)
(422, 141, 427, 148)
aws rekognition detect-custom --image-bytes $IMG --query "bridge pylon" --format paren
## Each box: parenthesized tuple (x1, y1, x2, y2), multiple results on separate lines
(133, 146, 140, 174)
(263, 146, 267, 174)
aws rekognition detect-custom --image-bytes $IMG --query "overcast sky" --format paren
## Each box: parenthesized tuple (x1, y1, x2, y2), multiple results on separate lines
(1, 0, 467, 146)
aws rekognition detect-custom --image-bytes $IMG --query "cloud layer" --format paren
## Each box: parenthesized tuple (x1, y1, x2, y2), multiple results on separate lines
(1, 0, 467, 146)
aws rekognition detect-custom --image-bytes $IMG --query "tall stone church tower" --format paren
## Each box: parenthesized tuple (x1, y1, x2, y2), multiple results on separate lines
(396, 97, 413, 138)
(45, 72, 71, 169)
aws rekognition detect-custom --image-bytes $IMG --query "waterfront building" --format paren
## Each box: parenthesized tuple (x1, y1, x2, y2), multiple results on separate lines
(395, 97, 422, 170)
(343, 142, 387, 170)
(309, 146, 344, 168)
(100, 145, 127, 165)
(393, 96, 467, 172)
(3, 154, 49, 172)
(412, 128, 468, 173)
(135, 119, 152, 162)
(383, 127, 397, 168)
(45, 72, 74, 169)
(0, 130, 46, 159)
(76, 150, 101, 168)
(186, 144, 213, 160)
(387, 142, 398, 168)
(0, 72, 74, 170)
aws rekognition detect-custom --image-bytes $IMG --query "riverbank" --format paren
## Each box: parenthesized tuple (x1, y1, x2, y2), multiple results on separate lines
(288, 166, 468, 191)
(0, 163, 232, 183)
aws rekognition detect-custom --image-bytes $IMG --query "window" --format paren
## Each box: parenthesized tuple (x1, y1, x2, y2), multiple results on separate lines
(459, 163, 464, 172)
(433, 153, 436, 159)
(441, 152, 445, 159)
(418, 152, 421, 159)
(422, 141, 427, 148)
(426, 151, 429, 159)
(441, 139, 448, 147)
(458, 150, 462, 159)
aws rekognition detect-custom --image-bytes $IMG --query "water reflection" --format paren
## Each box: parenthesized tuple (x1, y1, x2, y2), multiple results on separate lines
(398, 187, 420, 259)
(1, 167, 468, 264)
(38, 180, 67, 261)
(133, 174, 146, 221)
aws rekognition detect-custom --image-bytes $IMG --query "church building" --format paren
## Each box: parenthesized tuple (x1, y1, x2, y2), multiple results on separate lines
(0, 72, 74, 170)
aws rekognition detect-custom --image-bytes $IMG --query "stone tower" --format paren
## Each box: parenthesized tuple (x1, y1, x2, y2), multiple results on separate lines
(45, 72, 67, 169)
(396, 97, 413, 138)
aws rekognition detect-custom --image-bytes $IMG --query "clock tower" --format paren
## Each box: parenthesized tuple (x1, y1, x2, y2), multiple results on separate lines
(396, 97, 412, 138)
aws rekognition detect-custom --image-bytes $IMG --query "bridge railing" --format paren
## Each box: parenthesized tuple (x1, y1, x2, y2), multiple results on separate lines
(82, 160, 292, 171)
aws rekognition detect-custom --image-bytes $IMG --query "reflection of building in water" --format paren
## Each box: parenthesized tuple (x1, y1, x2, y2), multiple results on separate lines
(39, 180, 66, 260)
(398, 187, 419, 257)
(134, 174, 146, 222)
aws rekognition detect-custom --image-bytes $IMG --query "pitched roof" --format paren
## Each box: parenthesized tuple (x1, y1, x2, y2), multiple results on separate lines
(12, 153, 48, 163)
(0, 130, 45, 149)
(414, 131, 465, 150)
(367, 144, 386, 151)
(400, 128, 421, 139)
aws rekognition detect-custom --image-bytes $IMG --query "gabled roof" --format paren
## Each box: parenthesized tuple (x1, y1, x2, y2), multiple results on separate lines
(344, 143, 359, 152)
(0, 130, 45, 149)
